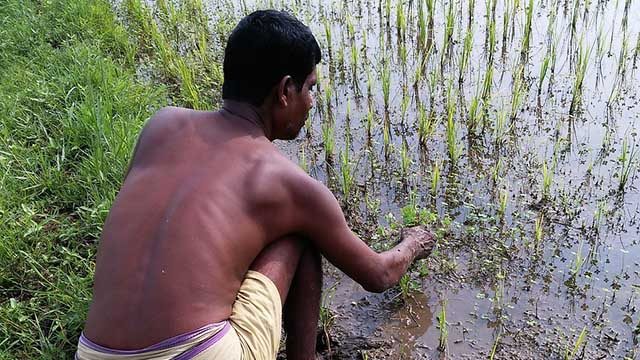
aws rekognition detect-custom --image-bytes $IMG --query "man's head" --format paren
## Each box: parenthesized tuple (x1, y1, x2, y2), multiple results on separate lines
(222, 10, 321, 139)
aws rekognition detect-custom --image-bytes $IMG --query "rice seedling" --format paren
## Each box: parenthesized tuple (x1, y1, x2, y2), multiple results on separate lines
(417, 0, 427, 51)
(489, 328, 502, 359)
(366, 104, 375, 138)
(323, 17, 333, 57)
(493, 158, 503, 183)
(383, 114, 392, 153)
(438, 300, 448, 351)
(431, 160, 441, 198)
(633, 32, 640, 69)
(541, 160, 553, 199)
(570, 237, 587, 275)
(426, 0, 435, 50)
(441, 0, 455, 67)
(538, 52, 551, 97)
(534, 214, 544, 248)
(500, 0, 512, 58)
(510, 65, 525, 121)
(321, 121, 335, 162)
(481, 63, 494, 104)
(564, 326, 588, 360)
(618, 136, 638, 192)
(569, 38, 590, 116)
(400, 141, 411, 176)
(459, 25, 474, 82)
(339, 148, 354, 201)
(520, 0, 534, 63)
(400, 89, 410, 122)
(487, 13, 497, 64)
(494, 108, 510, 147)
(445, 83, 461, 164)
(299, 146, 308, 173)
(396, 0, 406, 44)
(468, 0, 476, 29)
(418, 106, 436, 145)
(382, 55, 391, 112)
(498, 187, 508, 219)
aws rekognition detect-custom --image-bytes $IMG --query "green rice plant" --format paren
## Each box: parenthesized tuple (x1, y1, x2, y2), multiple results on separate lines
(570, 238, 586, 275)
(431, 160, 441, 198)
(493, 158, 503, 183)
(400, 141, 411, 176)
(569, 38, 591, 116)
(468, 94, 480, 130)
(445, 84, 461, 164)
(510, 65, 525, 120)
(459, 26, 474, 82)
(498, 187, 508, 218)
(382, 55, 391, 111)
(468, 0, 477, 28)
(534, 214, 544, 248)
(481, 64, 494, 103)
(323, 17, 332, 55)
(321, 121, 335, 162)
(366, 105, 375, 138)
(367, 67, 374, 98)
(426, 0, 435, 50)
(488, 14, 497, 64)
(441, 0, 455, 66)
(633, 32, 640, 68)
(385, 0, 392, 27)
(383, 115, 391, 153)
(299, 146, 308, 173)
(500, 0, 512, 57)
(520, 0, 534, 62)
(489, 328, 502, 359)
(418, 106, 436, 144)
(494, 109, 509, 146)
(565, 326, 588, 360)
(396, 0, 406, 43)
(438, 300, 448, 351)
(401, 90, 410, 121)
(541, 160, 553, 199)
(538, 53, 550, 97)
(417, 0, 427, 51)
(618, 136, 638, 192)
(339, 148, 353, 201)
(350, 42, 358, 77)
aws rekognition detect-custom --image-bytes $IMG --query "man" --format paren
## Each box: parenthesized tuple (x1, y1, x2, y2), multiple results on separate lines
(77, 9, 435, 360)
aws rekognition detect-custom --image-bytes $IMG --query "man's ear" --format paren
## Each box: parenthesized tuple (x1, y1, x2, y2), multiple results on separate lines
(276, 75, 292, 107)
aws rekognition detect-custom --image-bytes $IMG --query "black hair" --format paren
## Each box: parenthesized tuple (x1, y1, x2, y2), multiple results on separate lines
(222, 10, 322, 107)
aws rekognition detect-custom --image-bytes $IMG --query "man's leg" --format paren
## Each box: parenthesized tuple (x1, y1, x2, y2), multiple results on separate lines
(248, 236, 321, 360)
(284, 244, 321, 360)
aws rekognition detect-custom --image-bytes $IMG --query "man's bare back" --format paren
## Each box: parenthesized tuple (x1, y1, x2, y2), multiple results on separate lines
(84, 106, 316, 348)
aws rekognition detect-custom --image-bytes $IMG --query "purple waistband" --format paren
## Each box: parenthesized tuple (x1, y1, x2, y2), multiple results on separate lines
(79, 321, 231, 359)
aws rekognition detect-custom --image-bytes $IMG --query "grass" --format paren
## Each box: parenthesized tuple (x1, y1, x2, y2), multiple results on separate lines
(445, 83, 461, 164)
(0, 0, 174, 357)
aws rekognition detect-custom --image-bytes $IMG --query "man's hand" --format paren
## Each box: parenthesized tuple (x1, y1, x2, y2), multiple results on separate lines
(401, 226, 436, 260)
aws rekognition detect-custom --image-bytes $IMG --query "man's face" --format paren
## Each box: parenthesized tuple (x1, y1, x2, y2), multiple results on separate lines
(281, 68, 317, 140)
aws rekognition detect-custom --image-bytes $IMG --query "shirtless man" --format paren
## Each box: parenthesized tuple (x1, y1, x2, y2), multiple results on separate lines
(77, 10, 435, 360)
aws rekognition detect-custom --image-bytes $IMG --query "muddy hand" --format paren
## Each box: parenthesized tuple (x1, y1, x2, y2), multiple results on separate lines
(401, 225, 436, 260)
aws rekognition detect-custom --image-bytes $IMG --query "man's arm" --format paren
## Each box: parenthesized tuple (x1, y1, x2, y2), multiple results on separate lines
(289, 174, 434, 293)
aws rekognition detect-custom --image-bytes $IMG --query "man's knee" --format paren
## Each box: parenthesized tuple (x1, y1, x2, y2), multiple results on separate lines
(249, 235, 308, 301)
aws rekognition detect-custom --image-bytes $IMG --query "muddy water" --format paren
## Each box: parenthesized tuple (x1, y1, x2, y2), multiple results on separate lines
(203, 0, 640, 358)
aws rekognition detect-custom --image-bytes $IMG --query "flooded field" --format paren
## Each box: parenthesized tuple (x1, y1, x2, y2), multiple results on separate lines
(137, 0, 639, 358)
